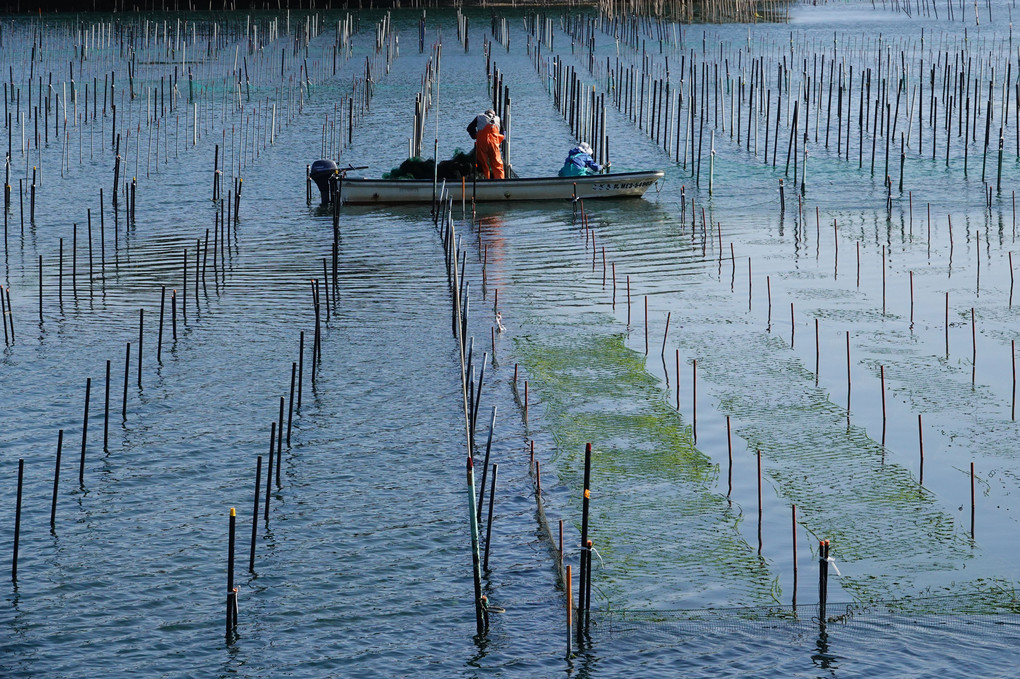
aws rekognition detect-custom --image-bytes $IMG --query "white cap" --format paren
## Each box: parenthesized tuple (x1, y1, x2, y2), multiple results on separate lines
(578, 142, 593, 155)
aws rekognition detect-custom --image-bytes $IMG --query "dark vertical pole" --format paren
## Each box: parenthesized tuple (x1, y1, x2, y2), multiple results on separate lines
(287, 363, 296, 445)
(918, 414, 925, 484)
(467, 456, 486, 634)
(78, 378, 91, 485)
(227, 507, 236, 594)
(87, 210, 94, 286)
(195, 242, 200, 307)
(137, 309, 143, 386)
(970, 461, 976, 537)
(297, 332, 305, 410)
(4, 287, 11, 344)
(12, 459, 24, 581)
(103, 360, 110, 451)
(0, 285, 6, 345)
(71, 223, 78, 297)
(122, 343, 130, 418)
(483, 463, 498, 570)
(792, 504, 798, 606)
(249, 456, 262, 572)
(566, 563, 573, 658)
(157, 287, 165, 362)
(226, 507, 236, 635)
(332, 215, 339, 294)
(477, 406, 497, 523)
(313, 281, 322, 364)
(757, 449, 763, 553)
(50, 430, 63, 527)
(100, 189, 105, 270)
(577, 442, 592, 643)
(202, 230, 209, 284)
(182, 249, 187, 324)
(264, 422, 275, 522)
(693, 359, 698, 441)
(818, 540, 829, 625)
(276, 397, 284, 486)
(321, 259, 331, 322)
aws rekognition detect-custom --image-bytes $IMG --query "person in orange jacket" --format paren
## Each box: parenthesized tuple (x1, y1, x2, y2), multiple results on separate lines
(467, 109, 505, 179)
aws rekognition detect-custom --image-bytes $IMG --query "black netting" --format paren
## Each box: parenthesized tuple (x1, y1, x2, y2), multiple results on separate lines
(383, 148, 478, 180)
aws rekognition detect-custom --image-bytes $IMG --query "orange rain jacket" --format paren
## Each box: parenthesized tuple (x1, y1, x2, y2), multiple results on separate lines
(476, 123, 505, 179)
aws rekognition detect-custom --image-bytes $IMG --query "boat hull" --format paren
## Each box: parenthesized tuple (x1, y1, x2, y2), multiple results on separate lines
(337, 170, 664, 204)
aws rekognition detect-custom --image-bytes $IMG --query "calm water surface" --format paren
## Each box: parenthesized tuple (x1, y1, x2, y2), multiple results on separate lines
(3, 3, 1020, 677)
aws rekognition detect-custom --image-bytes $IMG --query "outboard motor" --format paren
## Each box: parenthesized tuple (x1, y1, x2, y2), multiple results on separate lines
(309, 159, 338, 205)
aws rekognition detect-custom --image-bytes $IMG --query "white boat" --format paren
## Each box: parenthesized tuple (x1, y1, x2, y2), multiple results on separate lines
(309, 159, 664, 205)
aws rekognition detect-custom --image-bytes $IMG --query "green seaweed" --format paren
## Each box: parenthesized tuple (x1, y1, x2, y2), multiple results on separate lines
(515, 314, 777, 610)
(668, 302, 977, 601)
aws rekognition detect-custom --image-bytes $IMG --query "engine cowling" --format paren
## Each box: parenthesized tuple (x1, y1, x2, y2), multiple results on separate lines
(309, 159, 339, 204)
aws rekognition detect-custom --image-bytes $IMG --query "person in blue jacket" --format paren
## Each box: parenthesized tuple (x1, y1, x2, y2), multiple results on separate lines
(558, 142, 603, 177)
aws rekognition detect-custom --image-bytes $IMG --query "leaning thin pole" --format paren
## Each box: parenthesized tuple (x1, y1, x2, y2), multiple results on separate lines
(432, 41, 442, 214)
(451, 218, 483, 633)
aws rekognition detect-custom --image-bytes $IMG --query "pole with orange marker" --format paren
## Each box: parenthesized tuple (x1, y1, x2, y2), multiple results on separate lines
(227, 507, 237, 636)
(577, 442, 592, 642)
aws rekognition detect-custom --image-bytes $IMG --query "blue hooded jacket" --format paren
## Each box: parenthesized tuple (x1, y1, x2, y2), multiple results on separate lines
(558, 145, 601, 177)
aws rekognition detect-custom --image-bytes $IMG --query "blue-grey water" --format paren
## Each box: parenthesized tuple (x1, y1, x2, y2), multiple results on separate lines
(3, 4, 1020, 677)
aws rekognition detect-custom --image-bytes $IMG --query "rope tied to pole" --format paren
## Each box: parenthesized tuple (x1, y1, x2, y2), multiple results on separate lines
(586, 544, 605, 570)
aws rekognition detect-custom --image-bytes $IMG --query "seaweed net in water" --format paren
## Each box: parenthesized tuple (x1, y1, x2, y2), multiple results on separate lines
(383, 148, 478, 180)
(589, 592, 1020, 642)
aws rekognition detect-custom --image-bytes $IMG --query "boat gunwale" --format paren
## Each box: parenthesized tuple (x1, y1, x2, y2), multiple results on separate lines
(339, 170, 664, 187)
